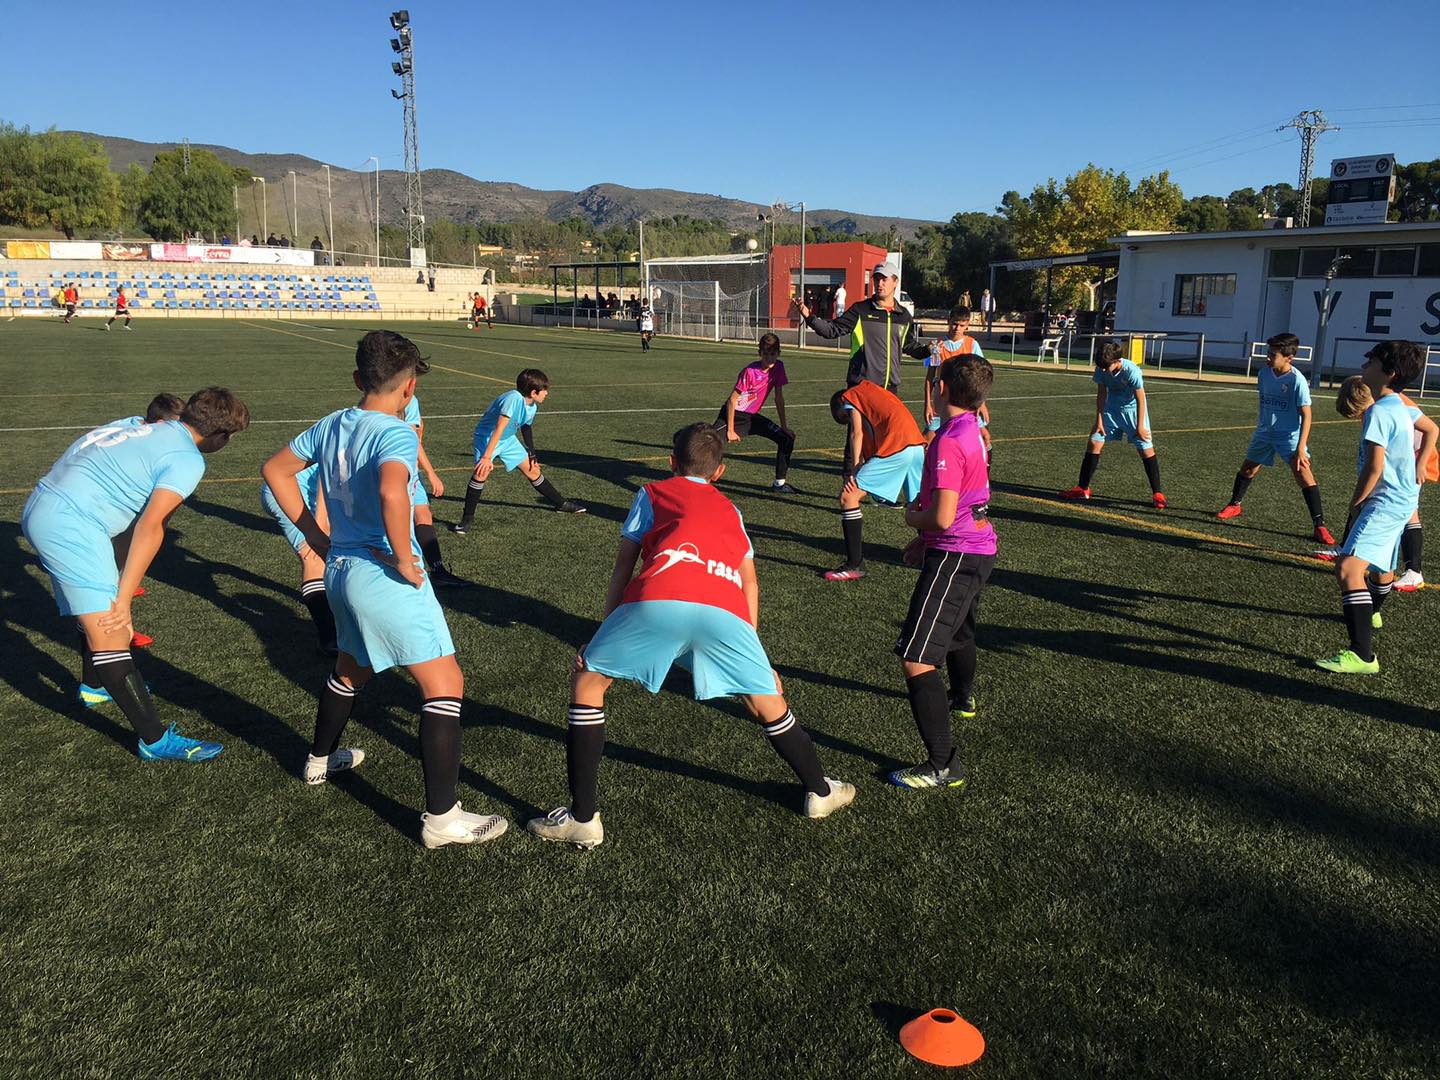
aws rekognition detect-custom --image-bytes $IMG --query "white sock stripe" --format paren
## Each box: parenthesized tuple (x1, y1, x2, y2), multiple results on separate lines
(568, 717, 607, 727)
(91, 651, 132, 664)
(325, 675, 357, 696)
(1341, 591, 1373, 604)
(422, 700, 463, 717)
(568, 706, 605, 717)
(1373, 583, 1393, 594)
(301, 581, 326, 596)
(530, 474, 546, 487)
(468, 480, 486, 490)
(841, 509, 863, 520)
(764, 712, 796, 736)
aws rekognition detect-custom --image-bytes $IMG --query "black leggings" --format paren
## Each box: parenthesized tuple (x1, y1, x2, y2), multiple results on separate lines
(715, 409, 795, 480)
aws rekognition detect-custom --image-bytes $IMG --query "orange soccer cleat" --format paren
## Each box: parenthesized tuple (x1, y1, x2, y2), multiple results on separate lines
(131, 631, 154, 648)
(1216, 503, 1242, 520)
(1152, 493, 1168, 509)
(1058, 486, 1091, 500)
(1314, 525, 1337, 545)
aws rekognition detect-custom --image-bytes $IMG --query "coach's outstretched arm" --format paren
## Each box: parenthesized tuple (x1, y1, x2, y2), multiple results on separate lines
(793, 295, 860, 340)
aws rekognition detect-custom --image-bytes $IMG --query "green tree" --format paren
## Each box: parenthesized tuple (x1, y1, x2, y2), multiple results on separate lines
(0, 123, 118, 238)
(1178, 194, 1229, 233)
(117, 163, 147, 234)
(138, 148, 244, 241)
(1002, 164, 1181, 309)
(1393, 159, 1440, 222)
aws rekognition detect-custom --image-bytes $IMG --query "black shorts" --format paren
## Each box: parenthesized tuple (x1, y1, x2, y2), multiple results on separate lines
(894, 549, 995, 665)
(65, 303, 76, 314)
(715, 409, 788, 443)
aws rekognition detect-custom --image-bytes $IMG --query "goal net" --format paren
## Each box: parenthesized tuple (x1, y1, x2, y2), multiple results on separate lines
(644, 254, 767, 342)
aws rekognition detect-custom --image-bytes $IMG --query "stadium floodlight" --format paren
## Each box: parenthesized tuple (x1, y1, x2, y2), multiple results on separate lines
(389, 9, 409, 30)
(392, 61, 404, 76)
(390, 37, 402, 52)
(391, 89, 403, 100)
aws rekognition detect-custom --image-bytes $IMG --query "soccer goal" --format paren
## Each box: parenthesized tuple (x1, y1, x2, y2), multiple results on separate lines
(644, 254, 767, 343)
(1422, 345, 1440, 397)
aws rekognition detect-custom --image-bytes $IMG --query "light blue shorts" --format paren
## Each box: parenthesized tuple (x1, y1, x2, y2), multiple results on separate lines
(259, 475, 320, 555)
(473, 436, 529, 472)
(21, 488, 119, 616)
(1244, 431, 1301, 467)
(409, 473, 430, 508)
(325, 553, 455, 673)
(582, 600, 776, 699)
(856, 444, 925, 504)
(1091, 409, 1152, 450)
(1342, 500, 1410, 574)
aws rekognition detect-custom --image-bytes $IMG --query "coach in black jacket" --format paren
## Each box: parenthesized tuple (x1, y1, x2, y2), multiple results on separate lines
(793, 260, 929, 392)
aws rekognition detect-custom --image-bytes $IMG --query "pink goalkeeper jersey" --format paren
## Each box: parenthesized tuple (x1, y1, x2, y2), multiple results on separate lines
(919, 412, 996, 555)
(732, 360, 788, 414)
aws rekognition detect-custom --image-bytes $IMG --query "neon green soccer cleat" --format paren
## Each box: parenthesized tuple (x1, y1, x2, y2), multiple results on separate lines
(1315, 650, 1379, 675)
(1371, 611, 1383, 630)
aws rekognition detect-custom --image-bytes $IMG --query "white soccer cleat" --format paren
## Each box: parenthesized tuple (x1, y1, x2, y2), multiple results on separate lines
(804, 778, 856, 819)
(526, 806, 604, 849)
(420, 803, 509, 849)
(1395, 569, 1424, 592)
(303, 747, 365, 786)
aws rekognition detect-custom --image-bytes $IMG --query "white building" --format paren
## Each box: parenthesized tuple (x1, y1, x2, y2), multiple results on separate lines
(1113, 221, 1440, 370)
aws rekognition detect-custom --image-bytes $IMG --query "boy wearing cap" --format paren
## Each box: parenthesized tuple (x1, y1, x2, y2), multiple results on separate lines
(795, 260, 930, 395)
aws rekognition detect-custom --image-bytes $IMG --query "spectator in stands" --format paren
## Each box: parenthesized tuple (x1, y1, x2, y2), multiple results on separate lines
(239, 236, 253, 247)
(833, 283, 847, 319)
(280, 235, 292, 248)
(417, 270, 426, 285)
(266, 233, 278, 246)
(960, 289, 972, 308)
(221, 235, 232, 246)
(980, 288, 995, 334)
(427, 267, 436, 292)
(310, 236, 323, 252)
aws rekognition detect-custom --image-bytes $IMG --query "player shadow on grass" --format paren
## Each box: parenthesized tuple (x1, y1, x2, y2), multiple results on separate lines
(983, 624, 1440, 734)
(0, 524, 135, 753)
(186, 496, 282, 540)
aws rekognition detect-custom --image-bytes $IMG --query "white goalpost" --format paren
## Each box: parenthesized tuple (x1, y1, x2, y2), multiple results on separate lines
(643, 253, 768, 343)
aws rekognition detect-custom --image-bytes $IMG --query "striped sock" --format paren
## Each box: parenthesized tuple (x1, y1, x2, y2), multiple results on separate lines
(312, 673, 357, 756)
(300, 579, 336, 649)
(420, 697, 463, 815)
(1401, 523, 1423, 574)
(1369, 578, 1393, 613)
(567, 704, 606, 822)
(460, 479, 486, 524)
(92, 649, 164, 743)
(1341, 590, 1374, 661)
(531, 473, 566, 508)
(762, 710, 829, 796)
(840, 508, 864, 568)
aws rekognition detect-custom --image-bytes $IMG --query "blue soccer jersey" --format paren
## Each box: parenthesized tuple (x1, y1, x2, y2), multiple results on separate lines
(1356, 394, 1418, 513)
(403, 395, 422, 426)
(473, 389, 536, 454)
(34, 418, 205, 535)
(289, 407, 420, 558)
(1255, 365, 1310, 439)
(1093, 360, 1143, 411)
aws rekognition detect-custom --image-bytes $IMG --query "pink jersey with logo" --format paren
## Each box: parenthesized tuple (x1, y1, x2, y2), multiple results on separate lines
(732, 360, 788, 414)
(918, 412, 996, 555)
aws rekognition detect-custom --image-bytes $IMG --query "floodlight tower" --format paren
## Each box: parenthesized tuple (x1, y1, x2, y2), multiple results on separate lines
(1277, 109, 1337, 228)
(389, 10, 425, 266)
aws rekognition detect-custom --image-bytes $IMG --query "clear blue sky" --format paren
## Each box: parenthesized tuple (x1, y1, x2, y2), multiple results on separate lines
(4, 0, 1438, 223)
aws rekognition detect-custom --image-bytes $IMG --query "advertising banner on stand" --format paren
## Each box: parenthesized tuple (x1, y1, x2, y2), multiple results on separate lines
(5, 240, 51, 259)
(146, 243, 315, 266)
(48, 241, 104, 260)
(102, 243, 150, 261)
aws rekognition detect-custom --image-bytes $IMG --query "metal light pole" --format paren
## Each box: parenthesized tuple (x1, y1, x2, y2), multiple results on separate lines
(232, 184, 239, 240)
(321, 164, 334, 258)
(1311, 255, 1350, 391)
(368, 156, 381, 263)
(250, 177, 267, 241)
(390, 10, 425, 266)
(287, 170, 298, 242)
(773, 201, 806, 346)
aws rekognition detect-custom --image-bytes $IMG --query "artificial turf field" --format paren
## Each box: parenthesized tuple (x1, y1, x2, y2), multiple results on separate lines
(1, 318, 1437, 1079)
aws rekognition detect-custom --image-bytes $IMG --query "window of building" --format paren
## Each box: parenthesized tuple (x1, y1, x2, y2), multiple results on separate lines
(1268, 249, 1299, 278)
(1298, 248, 1338, 277)
(1376, 247, 1417, 276)
(1337, 247, 1377, 277)
(1173, 273, 1236, 316)
(1419, 245, 1440, 277)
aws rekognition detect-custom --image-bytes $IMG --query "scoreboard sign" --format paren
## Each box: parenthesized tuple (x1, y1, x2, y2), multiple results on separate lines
(1325, 154, 1396, 226)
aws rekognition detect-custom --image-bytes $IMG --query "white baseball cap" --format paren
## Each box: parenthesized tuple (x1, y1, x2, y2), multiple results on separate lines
(872, 260, 900, 279)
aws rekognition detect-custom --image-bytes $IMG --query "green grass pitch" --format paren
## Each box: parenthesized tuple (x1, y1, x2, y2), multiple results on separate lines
(1, 318, 1437, 1079)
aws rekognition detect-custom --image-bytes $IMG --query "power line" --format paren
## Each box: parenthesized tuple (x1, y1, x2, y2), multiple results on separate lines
(1119, 119, 1291, 173)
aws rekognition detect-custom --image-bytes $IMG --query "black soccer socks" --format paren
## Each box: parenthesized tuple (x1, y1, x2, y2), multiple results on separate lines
(419, 697, 463, 816)
(946, 642, 977, 705)
(566, 704, 606, 822)
(1302, 484, 1325, 527)
(531, 474, 567, 508)
(1341, 590, 1375, 662)
(414, 522, 445, 571)
(1141, 453, 1163, 495)
(840, 508, 864, 569)
(1077, 450, 1101, 491)
(1402, 523, 1423, 573)
(91, 649, 165, 744)
(1369, 577, 1392, 614)
(312, 673, 357, 758)
(300, 579, 337, 650)
(1229, 470, 1253, 507)
(761, 711, 829, 796)
(459, 479, 486, 526)
(775, 430, 795, 481)
(906, 670, 953, 771)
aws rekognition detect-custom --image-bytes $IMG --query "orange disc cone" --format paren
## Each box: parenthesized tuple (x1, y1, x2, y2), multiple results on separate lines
(899, 1008, 985, 1067)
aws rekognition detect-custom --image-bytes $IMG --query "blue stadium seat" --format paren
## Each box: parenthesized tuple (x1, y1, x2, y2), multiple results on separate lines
(106, 271, 118, 279)
(179, 300, 191, 309)
(22, 288, 34, 297)
(24, 299, 37, 307)
(164, 290, 176, 298)
(137, 290, 148, 298)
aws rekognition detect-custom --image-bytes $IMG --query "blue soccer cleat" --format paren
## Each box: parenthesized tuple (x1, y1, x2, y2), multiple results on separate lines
(137, 724, 223, 762)
(78, 683, 112, 707)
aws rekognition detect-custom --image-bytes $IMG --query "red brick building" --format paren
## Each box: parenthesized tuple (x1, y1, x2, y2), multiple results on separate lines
(768, 241, 889, 326)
